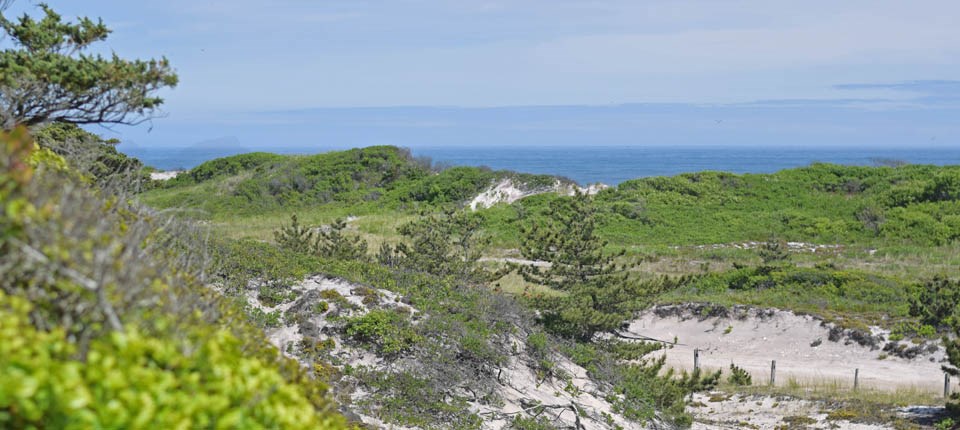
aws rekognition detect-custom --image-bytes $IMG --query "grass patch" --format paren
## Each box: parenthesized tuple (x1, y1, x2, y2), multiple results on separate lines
(719, 378, 943, 408)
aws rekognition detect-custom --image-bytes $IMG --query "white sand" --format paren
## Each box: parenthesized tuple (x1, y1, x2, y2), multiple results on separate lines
(149, 170, 182, 181)
(469, 179, 608, 210)
(626, 307, 947, 393)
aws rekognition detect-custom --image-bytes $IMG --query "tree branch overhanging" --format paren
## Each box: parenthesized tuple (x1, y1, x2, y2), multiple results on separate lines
(0, 4, 177, 129)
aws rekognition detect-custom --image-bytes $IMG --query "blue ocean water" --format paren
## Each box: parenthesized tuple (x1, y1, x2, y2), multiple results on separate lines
(131, 145, 960, 186)
(414, 146, 960, 186)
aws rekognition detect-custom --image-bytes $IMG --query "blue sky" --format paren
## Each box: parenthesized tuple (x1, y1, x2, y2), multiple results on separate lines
(5, 1, 960, 150)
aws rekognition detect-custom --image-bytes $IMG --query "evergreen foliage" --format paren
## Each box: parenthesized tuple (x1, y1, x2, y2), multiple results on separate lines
(909, 276, 960, 329)
(34, 123, 151, 190)
(727, 363, 753, 386)
(274, 214, 369, 261)
(0, 4, 177, 128)
(519, 192, 653, 340)
(387, 208, 491, 282)
(274, 214, 318, 255)
(318, 217, 369, 261)
(759, 236, 790, 265)
(519, 191, 626, 291)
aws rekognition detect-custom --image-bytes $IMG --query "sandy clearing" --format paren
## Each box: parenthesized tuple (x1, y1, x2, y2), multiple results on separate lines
(149, 170, 182, 180)
(672, 241, 845, 254)
(477, 257, 551, 268)
(625, 307, 948, 393)
(246, 275, 645, 429)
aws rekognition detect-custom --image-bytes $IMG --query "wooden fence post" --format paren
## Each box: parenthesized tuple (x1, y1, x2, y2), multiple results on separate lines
(694, 348, 700, 371)
(770, 360, 776, 386)
(854, 369, 859, 391)
(946, 374, 951, 398)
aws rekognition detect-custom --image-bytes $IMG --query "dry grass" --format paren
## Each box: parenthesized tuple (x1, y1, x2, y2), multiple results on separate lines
(720, 377, 944, 407)
(489, 271, 565, 297)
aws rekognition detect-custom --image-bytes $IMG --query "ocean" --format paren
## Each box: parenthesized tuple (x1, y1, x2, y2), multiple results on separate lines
(130, 146, 960, 186)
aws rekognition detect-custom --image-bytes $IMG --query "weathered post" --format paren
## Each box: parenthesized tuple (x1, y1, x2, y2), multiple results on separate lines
(770, 360, 776, 386)
(854, 369, 859, 391)
(694, 349, 700, 371)
(946, 374, 951, 398)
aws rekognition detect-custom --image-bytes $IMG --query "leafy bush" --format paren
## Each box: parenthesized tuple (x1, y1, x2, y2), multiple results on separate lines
(35, 123, 152, 191)
(344, 309, 422, 356)
(910, 276, 960, 329)
(614, 357, 719, 426)
(667, 265, 913, 326)
(351, 368, 482, 430)
(509, 415, 557, 430)
(0, 128, 347, 427)
(0, 291, 343, 429)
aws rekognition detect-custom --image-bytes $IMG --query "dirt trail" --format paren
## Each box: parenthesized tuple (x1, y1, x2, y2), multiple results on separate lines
(625, 306, 948, 393)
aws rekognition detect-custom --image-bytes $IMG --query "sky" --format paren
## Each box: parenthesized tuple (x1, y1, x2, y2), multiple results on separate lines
(4, 1, 960, 151)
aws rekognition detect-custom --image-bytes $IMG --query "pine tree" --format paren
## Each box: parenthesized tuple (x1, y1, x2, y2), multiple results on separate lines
(273, 214, 316, 254)
(519, 192, 645, 340)
(519, 192, 625, 291)
(758, 236, 790, 265)
(377, 242, 404, 268)
(317, 218, 368, 261)
(395, 208, 490, 282)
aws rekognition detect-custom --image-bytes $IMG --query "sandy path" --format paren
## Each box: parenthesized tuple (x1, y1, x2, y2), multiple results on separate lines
(477, 257, 551, 267)
(625, 307, 948, 393)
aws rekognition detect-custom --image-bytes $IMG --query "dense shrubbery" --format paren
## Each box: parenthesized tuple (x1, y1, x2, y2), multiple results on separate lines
(481, 162, 960, 249)
(146, 145, 960, 254)
(35, 123, 153, 191)
(344, 309, 422, 356)
(0, 128, 347, 428)
(383, 208, 494, 282)
(665, 264, 913, 326)
(143, 145, 568, 219)
(910, 276, 960, 330)
(0, 291, 335, 429)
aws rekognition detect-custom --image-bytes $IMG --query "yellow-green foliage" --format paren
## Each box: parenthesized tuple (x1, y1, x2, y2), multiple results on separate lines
(1, 128, 349, 429)
(0, 291, 343, 429)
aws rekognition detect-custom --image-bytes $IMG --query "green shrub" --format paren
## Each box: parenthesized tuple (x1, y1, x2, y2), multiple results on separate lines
(0, 129, 347, 428)
(510, 415, 557, 430)
(344, 309, 421, 356)
(728, 363, 752, 386)
(353, 368, 482, 429)
(526, 332, 549, 356)
(910, 276, 960, 329)
(0, 291, 345, 429)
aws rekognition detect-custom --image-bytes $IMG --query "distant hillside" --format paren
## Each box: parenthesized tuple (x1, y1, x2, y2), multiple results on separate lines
(142, 146, 960, 250)
(142, 146, 569, 216)
(475, 162, 960, 250)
